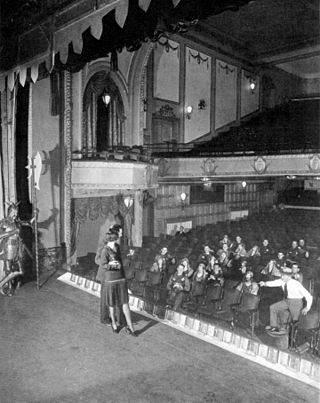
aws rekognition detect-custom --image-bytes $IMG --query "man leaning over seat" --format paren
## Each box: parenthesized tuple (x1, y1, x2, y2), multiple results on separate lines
(259, 267, 313, 336)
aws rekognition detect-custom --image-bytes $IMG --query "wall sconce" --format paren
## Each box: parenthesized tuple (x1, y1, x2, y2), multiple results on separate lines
(241, 181, 247, 189)
(180, 192, 187, 210)
(124, 195, 134, 208)
(249, 79, 256, 94)
(102, 89, 111, 106)
(198, 99, 206, 110)
(186, 105, 193, 120)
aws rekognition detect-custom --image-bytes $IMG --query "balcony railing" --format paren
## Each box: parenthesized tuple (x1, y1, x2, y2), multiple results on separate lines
(72, 145, 153, 163)
(144, 140, 320, 159)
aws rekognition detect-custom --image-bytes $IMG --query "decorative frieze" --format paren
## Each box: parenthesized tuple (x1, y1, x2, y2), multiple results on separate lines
(158, 154, 320, 181)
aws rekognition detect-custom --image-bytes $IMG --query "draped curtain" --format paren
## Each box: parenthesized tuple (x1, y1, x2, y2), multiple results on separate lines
(71, 196, 134, 260)
(73, 196, 131, 223)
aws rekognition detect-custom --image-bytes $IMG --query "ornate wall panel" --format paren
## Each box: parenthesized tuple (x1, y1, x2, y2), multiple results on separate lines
(153, 40, 180, 103)
(215, 60, 237, 129)
(185, 47, 211, 142)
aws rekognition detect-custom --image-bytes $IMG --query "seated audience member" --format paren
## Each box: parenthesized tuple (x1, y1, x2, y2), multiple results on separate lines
(206, 263, 224, 288)
(291, 262, 303, 284)
(236, 271, 259, 296)
(260, 267, 313, 335)
(181, 257, 194, 279)
(205, 255, 217, 276)
(232, 243, 247, 268)
(246, 244, 261, 269)
(230, 235, 244, 252)
(190, 263, 208, 307)
(231, 259, 250, 282)
(150, 254, 164, 273)
(205, 264, 224, 308)
(218, 234, 231, 249)
(198, 245, 214, 266)
(260, 259, 282, 280)
(217, 243, 231, 259)
(217, 247, 233, 272)
(239, 260, 249, 274)
(297, 239, 309, 260)
(286, 241, 300, 262)
(123, 248, 135, 269)
(166, 263, 191, 310)
(260, 239, 274, 265)
(159, 246, 176, 278)
(176, 225, 187, 237)
(275, 251, 286, 270)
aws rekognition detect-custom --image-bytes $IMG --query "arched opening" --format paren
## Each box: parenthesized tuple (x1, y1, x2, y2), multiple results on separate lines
(83, 71, 125, 155)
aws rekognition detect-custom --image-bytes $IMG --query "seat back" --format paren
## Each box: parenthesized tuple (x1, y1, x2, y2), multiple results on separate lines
(224, 279, 239, 289)
(239, 293, 260, 311)
(124, 267, 135, 280)
(147, 271, 162, 286)
(298, 310, 320, 330)
(206, 285, 223, 301)
(222, 288, 241, 306)
(134, 269, 148, 283)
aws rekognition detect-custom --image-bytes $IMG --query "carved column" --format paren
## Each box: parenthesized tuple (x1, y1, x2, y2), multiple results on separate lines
(63, 71, 73, 268)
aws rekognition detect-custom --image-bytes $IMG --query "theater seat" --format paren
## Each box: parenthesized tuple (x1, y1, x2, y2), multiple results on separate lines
(233, 293, 260, 337)
(291, 310, 320, 354)
(215, 288, 242, 328)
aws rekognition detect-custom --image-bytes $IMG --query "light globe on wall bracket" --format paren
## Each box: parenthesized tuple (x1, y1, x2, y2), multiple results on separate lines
(249, 79, 256, 94)
(186, 105, 193, 119)
(180, 192, 187, 211)
(102, 89, 111, 107)
(124, 195, 134, 208)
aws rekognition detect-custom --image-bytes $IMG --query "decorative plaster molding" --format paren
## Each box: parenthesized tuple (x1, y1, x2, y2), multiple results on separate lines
(158, 158, 170, 177)
(157, 38, 179, 53)
(308, 154, 320, 173)
(252, 156, 268, 174)
(201, 158, 217, 175)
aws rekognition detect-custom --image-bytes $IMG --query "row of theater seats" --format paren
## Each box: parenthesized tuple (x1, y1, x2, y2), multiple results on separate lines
(138, 210, 320, 280)
(190, 100, 320, 155)
(121, 210, 320, 350)
(124, 261, 319, 348)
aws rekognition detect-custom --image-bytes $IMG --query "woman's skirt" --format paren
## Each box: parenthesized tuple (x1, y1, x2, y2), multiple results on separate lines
(104, 278, 129, 307)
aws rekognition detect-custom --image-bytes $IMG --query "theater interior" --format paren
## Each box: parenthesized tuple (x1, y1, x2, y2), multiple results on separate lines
(0, 0, 320, 400)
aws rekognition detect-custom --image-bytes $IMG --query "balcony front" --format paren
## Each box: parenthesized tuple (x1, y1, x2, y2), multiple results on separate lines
(71, 153, 158, 198)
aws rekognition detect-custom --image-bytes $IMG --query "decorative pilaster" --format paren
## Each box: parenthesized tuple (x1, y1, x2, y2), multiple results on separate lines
(132, 190, 143, 247)
(63, 71, 73, 268)
(1, 81, 17, 205)
(0, 87, 8, 218)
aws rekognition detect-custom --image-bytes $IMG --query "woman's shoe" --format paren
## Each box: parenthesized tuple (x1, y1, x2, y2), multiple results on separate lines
(125, 327, 138, 337)
(112, 325, 119, 334)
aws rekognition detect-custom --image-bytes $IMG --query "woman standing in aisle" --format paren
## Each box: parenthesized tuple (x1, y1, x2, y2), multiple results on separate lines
(96, 230, 137, 336)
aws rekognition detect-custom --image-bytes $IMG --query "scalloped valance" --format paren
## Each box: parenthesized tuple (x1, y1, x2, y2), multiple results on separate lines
(0, 0, 252, 92)
(0, 0, 182, 91)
